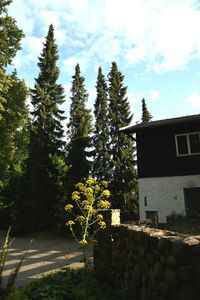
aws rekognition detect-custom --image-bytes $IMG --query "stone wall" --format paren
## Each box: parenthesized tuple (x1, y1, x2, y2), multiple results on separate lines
(160, 223, 200, 235)
(94, 210, 200, 300)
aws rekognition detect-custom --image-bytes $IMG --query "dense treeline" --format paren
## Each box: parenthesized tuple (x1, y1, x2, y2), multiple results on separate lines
(0, 1, 153, 233)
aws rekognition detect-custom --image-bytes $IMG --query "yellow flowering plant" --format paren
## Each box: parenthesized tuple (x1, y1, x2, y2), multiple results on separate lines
(65, 178, 111, 265)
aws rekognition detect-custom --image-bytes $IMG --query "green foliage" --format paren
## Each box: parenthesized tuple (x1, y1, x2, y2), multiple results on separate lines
(6, 267, 134, 300)
(0, 71, 29, 221)
(31, 24, 65, 152)
(0, 0, 24, 68)
(13, 25, 67, 233)
(0, 0, 28, 224)
(0, 227, 31, 299)
(0, 72, 29, 191)
(0, 69, 12, 116)
(52, 154, 69, 228)
(108, 62, 138, 212)
(66, 64, 92, 194)
(65, 178, 110, 265)
(92, 67, 110, 181)
(141, 98, 152, 122)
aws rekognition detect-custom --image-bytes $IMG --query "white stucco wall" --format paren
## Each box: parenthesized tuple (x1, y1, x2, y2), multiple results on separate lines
(138, 175, 200, 223)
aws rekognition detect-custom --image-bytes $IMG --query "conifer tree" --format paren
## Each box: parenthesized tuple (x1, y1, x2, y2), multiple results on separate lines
(142, 98, 152, 122)
(31, 24, 65, 153)
(15, 25, 66, 232)
(108, 62, 137, 212)
(92, 67, 110, 180)
(66, 64, 92, 192)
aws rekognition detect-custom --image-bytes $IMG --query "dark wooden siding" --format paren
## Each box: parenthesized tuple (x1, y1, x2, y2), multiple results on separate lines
(137, 122, 200, 178)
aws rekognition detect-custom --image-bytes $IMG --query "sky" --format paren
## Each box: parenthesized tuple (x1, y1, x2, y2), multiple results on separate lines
(8, 0, 200, 123)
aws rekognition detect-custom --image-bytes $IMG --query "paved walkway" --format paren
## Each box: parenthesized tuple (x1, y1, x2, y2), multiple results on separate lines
(0, 233, 92, 287)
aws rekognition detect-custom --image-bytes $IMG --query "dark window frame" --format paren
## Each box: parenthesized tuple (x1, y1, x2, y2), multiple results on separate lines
(175, 132, 200, 156)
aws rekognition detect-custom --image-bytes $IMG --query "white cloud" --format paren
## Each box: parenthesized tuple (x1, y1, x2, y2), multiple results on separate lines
(39, 10, 60, 30)
(186, 92, 200, 108)
(127, 92, 140, 105)
(63, 55, 89, 75)
(147, 89, 160, 101)
(12, 56, 21, 68)
(63, 83, 71, 101)
(12, 36, 44, 69)
(24, 36, 44, 56)
(126, 46, 147, 64)
(126, 92, 142, 122)
(8, 1, 35, 35)
(88, 89, 96, 107)
(8, 0, 200, 74)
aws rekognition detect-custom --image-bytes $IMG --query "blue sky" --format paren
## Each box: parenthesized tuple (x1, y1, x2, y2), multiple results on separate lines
(8, 0, 200, 123)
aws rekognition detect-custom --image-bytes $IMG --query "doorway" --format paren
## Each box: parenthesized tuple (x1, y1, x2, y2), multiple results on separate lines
(145, 211, 158, 225)
(184, 188, 200, 218)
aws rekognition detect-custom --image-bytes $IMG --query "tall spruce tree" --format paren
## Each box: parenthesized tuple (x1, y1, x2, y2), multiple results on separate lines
(66, 64, 92, 193)
(92, 67, 110, 180)
(142, 98, 152, 122)
(108, 62, 137, 212)
(14, 24, 66, 232)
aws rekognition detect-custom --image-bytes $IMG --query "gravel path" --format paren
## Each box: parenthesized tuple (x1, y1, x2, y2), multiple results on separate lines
(0, 233, 92, 287)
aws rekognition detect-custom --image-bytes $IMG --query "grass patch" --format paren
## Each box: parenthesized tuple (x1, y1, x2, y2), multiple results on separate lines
(6, 267, 134, 300)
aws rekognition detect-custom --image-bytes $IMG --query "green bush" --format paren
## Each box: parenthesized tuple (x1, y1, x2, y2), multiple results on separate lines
(6, 267, 134, 300)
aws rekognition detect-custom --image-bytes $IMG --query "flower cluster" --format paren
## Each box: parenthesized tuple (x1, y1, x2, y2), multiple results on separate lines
(64, 204, 73, 211)
(66, 220, 75, 226)
(96, 214, 103, 220)
(79, 239, 88, 246)
(98, 221, 106, 229)
(76, 215, 85, 223)
(97, 200, 110, 209)
(71, 191, 80, 201)
(65, 178, 111, 264)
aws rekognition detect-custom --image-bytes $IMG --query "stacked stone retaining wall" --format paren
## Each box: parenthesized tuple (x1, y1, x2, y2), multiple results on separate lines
(159, 223, 200, 235)
(94, 210, 200, 300)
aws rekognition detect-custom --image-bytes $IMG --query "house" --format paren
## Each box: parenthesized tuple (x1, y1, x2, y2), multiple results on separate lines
(122, 114, 200, 223)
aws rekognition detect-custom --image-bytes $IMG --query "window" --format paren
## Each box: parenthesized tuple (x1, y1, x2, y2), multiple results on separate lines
(175, 132, 200, 156)
(189, 133, 200, 153)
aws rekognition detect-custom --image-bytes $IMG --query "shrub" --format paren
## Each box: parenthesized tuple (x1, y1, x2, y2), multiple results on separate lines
(6, 267, 134, 300)
(65, 178, 111, 265)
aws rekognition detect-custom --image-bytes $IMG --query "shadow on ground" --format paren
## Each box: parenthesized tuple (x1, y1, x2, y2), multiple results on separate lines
(0, 233, 92, 287)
